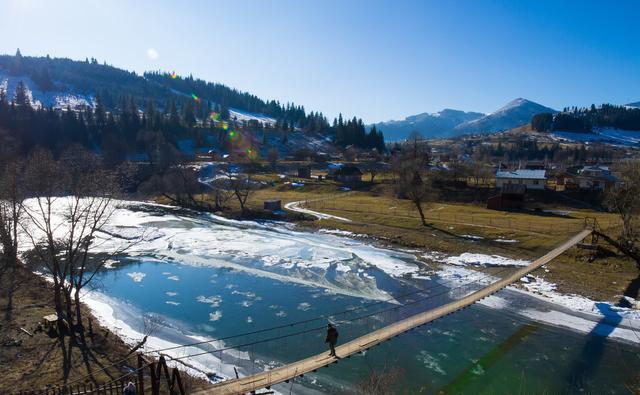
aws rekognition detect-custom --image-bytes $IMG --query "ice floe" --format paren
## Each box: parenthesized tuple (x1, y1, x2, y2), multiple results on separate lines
(127, 272, 146, 282)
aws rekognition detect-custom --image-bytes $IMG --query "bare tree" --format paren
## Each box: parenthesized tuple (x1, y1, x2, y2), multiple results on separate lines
(369, 168, 378, 183)
(0, 140, 26, 314)
(21, 147, 134, 336)
(267, 148, 279, 170)
(604, 160, 640, 266)
(208, 177, 234, 211)
(394, 135, 430, 226)
(231, 173, 254, 215)
(356, 364, 405, 395)
(467, 151, 493, 201)
(161, 166, 203, 207)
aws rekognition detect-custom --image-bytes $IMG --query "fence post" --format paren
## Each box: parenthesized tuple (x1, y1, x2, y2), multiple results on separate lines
(171, 367, 186, 395)
(149, 361, 159, 395)
(137, 354, 146, 395)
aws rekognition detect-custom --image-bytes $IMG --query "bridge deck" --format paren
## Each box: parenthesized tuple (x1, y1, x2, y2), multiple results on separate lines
(196, 229, 592, 395)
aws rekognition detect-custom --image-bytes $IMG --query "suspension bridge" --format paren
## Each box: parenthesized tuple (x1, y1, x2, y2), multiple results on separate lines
(193, 228, 593, 395)
(32, 227, 596, 395)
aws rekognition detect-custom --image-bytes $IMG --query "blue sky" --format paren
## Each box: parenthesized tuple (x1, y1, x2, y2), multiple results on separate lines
(1, 0, 638, 123)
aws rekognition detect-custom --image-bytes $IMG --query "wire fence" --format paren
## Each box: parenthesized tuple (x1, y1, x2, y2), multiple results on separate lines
(302, 197, 621, 236)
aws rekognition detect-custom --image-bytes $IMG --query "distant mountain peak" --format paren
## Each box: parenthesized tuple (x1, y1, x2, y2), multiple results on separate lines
(492, 98, 542, 114)
(453, 98, 556, 135)
(369, 97, 558, 141)
(370, 108, 485, 140)
(626, 101, 640, 108)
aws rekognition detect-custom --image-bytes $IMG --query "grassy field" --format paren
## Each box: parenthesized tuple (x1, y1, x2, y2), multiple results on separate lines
(197, 174, 638, 303)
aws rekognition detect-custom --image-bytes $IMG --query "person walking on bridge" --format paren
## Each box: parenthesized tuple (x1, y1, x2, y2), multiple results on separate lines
(325, 323, 339, 357)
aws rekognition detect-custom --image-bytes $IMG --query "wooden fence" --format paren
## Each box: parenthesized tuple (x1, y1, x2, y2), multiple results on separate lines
(17, 355, 185, 395)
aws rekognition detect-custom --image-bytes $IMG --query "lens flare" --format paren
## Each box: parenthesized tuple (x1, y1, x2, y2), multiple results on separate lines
(221, 121, 229, 130)
(210, 111, 220, 121)
(170, 71, 177, 79)
(191, 93, 201, 104)
(246, 148, 258, 160)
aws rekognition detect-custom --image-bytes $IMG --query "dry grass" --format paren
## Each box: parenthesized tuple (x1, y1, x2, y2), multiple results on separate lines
(0, 267, 137, 392)
(237, 180, 638, 302)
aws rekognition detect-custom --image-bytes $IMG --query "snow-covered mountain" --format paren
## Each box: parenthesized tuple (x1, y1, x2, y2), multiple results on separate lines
(453, 98, 557, 135)
(371, 98, 556, 141)
(627, 101, 640, 108)
(370, 109, 485, 141)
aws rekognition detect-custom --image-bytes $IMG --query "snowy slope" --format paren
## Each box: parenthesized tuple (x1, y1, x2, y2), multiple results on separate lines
(168, 87, 276, 126)
(229, 108, 276, 126)
(1, 71, 277, 127)
(552, 127, 640, 147)
(453, 98, 557, 135)
(370, 109, 485, 141)
(0, 70, 94, 110)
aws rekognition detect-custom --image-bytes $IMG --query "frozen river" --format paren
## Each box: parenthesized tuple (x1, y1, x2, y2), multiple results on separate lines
(82, 202, 640, 394)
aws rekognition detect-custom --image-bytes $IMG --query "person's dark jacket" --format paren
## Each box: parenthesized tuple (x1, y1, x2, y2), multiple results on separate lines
(325, 327, 338, 343)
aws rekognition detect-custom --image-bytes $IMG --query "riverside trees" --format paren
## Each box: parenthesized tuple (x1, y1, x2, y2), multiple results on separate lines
(0, 143, 137, 381)
(393, 132, 431, 226)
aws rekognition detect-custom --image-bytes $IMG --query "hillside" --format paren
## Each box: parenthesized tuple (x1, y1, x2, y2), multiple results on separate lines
(627, 101, 640, 108)
(0, 51, 389, 159)
(0, 51, 327, 131)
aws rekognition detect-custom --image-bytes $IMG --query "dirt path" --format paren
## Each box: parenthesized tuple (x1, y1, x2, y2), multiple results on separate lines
(284, 200, 352, 222)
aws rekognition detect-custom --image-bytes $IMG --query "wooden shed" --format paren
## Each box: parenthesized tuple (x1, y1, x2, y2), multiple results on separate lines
(264, 199, 282, 211)
(487, 184, 526, 210)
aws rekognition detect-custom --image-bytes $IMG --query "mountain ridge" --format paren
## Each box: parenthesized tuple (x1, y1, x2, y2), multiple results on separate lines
(370, 98, 557, 141)
(452, 98, 557, 135)
(370, 108, 485, 141)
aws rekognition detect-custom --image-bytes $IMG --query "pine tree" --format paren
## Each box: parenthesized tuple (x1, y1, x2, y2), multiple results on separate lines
(10, 48, 23, 75)
(13, 81, 30, 107)
(94, 94, 106, 127)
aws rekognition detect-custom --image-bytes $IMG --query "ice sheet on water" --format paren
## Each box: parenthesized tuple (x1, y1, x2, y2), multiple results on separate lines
(447, 253, 530, 267)
(74, 200, 421, 302)
(81, 291, 251, 383)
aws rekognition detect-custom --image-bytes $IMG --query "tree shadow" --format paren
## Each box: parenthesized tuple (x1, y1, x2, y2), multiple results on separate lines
(437, 322, 539, 394)
(25, 340, 58, 377)
(77, 330, 116, 386)
(619, 274, 640, 305)
(2, 265, 18, 324)
(565, 303, 623, 390)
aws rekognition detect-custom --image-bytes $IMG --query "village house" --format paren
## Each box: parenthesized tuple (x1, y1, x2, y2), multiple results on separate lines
(574, 165, 618, 191)
(332, 165, 363, 183)
(495, 169, 547, 190)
